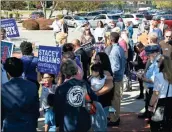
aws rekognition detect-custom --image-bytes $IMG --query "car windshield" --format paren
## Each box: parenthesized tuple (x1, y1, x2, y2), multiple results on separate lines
(74, 16, 85, 20)
(108, 15, 121, 20)
(136, 15, 144, 18)
(76, 13, 87, 16)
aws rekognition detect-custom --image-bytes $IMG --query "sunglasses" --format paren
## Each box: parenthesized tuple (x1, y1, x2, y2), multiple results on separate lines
(166, 36, 171, 38)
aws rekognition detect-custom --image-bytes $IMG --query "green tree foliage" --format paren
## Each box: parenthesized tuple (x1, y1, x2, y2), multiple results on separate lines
(152, 0, 172, 9)
(1, 1, 27, 10)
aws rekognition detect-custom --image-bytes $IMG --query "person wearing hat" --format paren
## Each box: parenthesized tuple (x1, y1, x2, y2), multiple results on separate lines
(50, 15, 63, 41)
(137, 25, 150, 46)
(158, 17, 168, 36)
(138, 44, 162, 119)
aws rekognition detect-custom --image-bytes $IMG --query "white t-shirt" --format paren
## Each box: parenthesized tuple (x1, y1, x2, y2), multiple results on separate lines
(91, 75, 106, 92)
(51, 20, 62, 32)
(94, 28, 106, 42)
(153, 72, 172, 98)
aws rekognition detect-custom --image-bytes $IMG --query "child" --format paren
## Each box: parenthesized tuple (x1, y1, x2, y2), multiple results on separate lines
(90, 63, 106, 92)
(39, 73, 56, 112)
(44, 94, 56, 132)
(90, 63, 116, 117)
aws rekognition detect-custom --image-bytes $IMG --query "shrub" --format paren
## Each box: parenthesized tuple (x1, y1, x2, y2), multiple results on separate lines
(36, 18, 54, 30)
(22, 19, 39, 30)
(9, 13, 13, 18)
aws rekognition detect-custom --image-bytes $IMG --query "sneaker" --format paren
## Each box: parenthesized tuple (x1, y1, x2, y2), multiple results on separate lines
(107, 118, 120, 126)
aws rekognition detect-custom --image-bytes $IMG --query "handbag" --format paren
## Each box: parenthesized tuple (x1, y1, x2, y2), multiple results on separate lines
(151, 83, 170, 122)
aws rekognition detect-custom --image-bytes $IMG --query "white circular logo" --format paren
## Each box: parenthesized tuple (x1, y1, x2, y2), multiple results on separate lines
(67, 86, 84, 107)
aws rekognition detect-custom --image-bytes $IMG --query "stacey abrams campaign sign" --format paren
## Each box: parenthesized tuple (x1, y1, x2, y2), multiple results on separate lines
(1, 19, 20, 38)
(1, 41, 14, 63)
(38, 46, 62, 74)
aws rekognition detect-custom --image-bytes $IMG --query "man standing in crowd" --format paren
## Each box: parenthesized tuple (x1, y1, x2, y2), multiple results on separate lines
(158, 17, 168, 36)
(138, 44, 161, 119)
(151, 21, 163, 42)
(1, 57, 39, 132)
(20, 41, 39, 89)
(51, 15, 62, 40)
(108, 32, 126, 126)
(116, 18, 125, 31)
(72, 39, 89, 81)
(159, 30, 172, 60)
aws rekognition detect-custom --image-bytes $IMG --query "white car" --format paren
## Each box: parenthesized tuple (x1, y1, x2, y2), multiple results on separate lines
(121, 14, 144, 27)
(63, 15, 88, 28)
(89, 14, 122, 28)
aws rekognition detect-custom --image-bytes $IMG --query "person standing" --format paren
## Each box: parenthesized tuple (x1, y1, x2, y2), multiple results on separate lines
(94, 21, 106, 43)
(138, 44, 161, 119)
(159, 30, 172, 60)
(50, 15, 63, 41)
(149, 56, 172, 132)
(54, 59, 97, 132)
(72, 39, 89, 81)
(116, 18, 125, 31)
(20, 41, 39, 89)
(151, 21, 163, 42)
(158, 17, 168, 36)
(108, 32, 126, 126)
(1, 57, 39, 132)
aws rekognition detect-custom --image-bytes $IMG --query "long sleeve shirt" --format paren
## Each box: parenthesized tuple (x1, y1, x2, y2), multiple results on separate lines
(109, 44, 126, 82)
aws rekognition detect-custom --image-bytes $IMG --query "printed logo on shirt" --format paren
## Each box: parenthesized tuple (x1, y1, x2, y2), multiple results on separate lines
(67, 86, 84, 107)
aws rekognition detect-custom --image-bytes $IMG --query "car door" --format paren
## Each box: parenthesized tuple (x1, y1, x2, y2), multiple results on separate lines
(67, 16, 73, 26)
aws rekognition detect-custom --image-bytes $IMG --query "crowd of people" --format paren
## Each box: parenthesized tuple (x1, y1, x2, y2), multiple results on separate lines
(1, 15, 172, 132)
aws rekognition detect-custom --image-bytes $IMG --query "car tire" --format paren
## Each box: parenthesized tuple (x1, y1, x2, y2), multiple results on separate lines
(74, 23, 77, 28)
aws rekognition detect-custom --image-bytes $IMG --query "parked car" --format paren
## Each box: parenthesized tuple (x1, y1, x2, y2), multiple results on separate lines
(107, 10, 124, 15)
(121, 14, 144, 27)
(63, 15, 88, 28)
(88, 14, 122, 28)
(76, 10, 108, 20)
(29, 11, 44, 19)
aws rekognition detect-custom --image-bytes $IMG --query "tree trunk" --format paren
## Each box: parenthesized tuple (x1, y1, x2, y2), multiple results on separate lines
(40, 1, 46, 18)
(48, 1, 58, 19)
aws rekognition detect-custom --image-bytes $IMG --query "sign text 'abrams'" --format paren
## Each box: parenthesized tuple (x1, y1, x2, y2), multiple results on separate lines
(38, 46, 62, 74)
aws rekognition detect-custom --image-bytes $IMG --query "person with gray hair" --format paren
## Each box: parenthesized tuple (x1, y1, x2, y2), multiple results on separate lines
(54, 59, 97, 132)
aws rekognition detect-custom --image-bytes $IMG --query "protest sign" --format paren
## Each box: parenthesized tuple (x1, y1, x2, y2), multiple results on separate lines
(75, 55, 82, 69)
(94, 42, 105, 53)
(81, 42, 94, 51)
(1, 19, 20, 38)
(1, 41, 14, 63)
(37, 46, 62, 74)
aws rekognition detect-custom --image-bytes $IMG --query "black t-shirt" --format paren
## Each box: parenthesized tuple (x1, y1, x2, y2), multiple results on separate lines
(54, 78, 97, 132)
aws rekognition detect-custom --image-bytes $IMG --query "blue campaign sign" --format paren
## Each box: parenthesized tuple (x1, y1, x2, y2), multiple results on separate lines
(75, 55, 82, 69)
(1, 41, 14, 63)
(37, 46, 62, 74)
(1, 19, 20, 38)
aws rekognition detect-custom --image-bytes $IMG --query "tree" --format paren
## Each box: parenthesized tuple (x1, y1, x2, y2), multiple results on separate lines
(152, 0, 172, 9)
(1, 1, 27, 10)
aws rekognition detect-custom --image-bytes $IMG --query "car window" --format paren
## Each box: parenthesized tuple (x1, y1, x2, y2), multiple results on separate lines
(64, 16, 69, 19)
(92, 12, 101, 16)
(108, 15, 121, 20)
(68, 16, 73, 20)
(87, 13, 92, 16)
(128, 15, 134, 18)
(136, 15, 144, 18)
(121, 15, 126, 18)
(77, 13, 87, 16)
(74, 16, 85, 20)
(101, 11, 107, 14)
(169, 16, 172, 20)
(95, 15, 106, 19)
